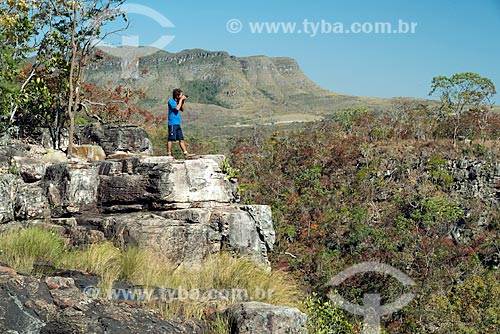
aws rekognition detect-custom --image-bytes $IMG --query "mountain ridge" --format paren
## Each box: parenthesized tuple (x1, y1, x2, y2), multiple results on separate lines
(86, 46, 415, 130)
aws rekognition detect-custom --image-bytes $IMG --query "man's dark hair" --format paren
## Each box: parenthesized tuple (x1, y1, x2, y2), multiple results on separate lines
(172, 88, 183, 100)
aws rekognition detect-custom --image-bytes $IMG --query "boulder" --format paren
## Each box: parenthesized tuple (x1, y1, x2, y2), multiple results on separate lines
(12, 156, 47, 183)
(222, 302, 308, 334)
(162, 159, 235, 205)
(74, 123, 153, 156)
(70, 144, 106, 161)
(102, 211, 214, 266)
(42, 150, 68, 164)
(97, 173, 154, 208)
(43, 163, 99, 215)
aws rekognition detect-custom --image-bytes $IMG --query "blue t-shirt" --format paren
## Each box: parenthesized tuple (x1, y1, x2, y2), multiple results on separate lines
(168, 98, 182, 125)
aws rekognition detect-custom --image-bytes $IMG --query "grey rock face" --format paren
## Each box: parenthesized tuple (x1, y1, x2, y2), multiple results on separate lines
(14, 182, 48, 220)
(82, 205, 275, 266)
(42, 163, 100, 215)
(12, 157, 47, 183)
(241, 205, 276, 252)
(162, 159, 235, 204)
(0, 174, 17, 224)
(210, 205, 275, 265)
(222, 301, 308, 334)
(97, 156, 236, 210)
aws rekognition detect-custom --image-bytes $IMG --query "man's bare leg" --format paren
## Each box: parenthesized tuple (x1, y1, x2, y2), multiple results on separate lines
(167, 141, 173, 156)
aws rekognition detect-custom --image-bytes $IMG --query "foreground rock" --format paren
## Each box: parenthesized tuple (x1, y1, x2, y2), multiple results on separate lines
(0, 265, 309, 334)
(0, 129, 301, 333)
(222, 302, 308, 334)
(0, 266, 205, 334)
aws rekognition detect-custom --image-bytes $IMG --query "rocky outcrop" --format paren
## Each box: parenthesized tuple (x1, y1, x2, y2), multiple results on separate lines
(0, 136, 275, 266)
(368, 153, 500, 247)
(96, 156, 237, 209)
(78, 205, 274, 266)
(448, 157, 500, 203)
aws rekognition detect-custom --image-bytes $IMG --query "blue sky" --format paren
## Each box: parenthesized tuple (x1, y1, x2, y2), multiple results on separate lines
(104, 0, 500, 103)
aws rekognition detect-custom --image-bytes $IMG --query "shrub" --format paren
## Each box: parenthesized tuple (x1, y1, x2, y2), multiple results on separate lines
(304, 292, 357, 334)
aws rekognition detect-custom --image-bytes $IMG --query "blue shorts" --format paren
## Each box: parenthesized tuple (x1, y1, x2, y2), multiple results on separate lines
(168, 124, 184, 141)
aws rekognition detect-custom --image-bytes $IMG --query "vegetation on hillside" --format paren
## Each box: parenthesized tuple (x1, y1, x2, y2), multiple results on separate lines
(181, 79, 231, 108)
(230, 99, 499, 333)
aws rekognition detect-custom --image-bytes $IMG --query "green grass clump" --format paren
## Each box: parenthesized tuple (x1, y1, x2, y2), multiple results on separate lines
(207, 315, 232, 334)
(0, 226, 65, 273)
(120, 246, 176, 288)
(61, 242, 122, 294)
(170, 253, 300, 306)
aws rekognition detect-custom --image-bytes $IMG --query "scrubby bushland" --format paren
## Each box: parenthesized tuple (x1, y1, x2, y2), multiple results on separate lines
(230, 108, 500, 333)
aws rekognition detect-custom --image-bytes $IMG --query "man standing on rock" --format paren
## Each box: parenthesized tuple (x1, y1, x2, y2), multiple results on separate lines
(167, 88, 194, 158)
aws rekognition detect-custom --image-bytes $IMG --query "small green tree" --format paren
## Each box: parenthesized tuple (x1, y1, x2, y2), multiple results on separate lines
(429, 72, 496, 143)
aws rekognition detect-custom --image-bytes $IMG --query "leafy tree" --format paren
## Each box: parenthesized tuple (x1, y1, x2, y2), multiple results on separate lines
(429, 72, 496, 143)
(0, 0, 37, 131)
(50, 0, 127, 155)
(0, 33, 19, 130)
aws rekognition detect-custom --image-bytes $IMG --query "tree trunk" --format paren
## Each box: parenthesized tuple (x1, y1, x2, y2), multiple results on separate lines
(66, 0, 78, 157)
